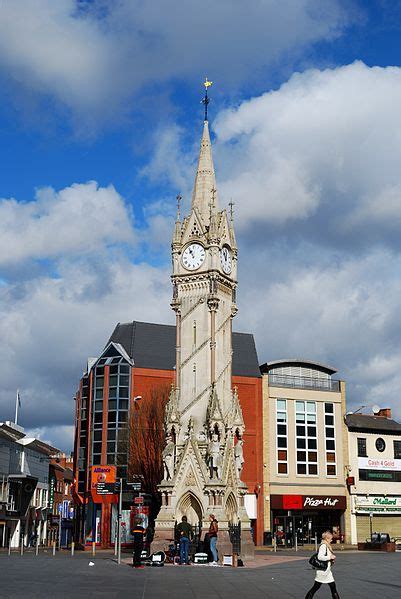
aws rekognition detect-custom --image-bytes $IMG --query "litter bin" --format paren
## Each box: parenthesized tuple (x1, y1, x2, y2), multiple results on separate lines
(263, 532, 272, 546)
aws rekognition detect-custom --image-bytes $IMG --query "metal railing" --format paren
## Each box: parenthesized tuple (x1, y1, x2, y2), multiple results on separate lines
(268, 374, 340, 392)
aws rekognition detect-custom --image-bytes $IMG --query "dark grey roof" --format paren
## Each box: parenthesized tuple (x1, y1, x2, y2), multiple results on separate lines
(260, 359, 337, 375)
(345, 413, 401, 434)
(107, 321, 261, 378)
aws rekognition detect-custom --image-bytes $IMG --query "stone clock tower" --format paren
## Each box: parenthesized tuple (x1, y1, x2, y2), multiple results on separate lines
(153, 87, 253, 558)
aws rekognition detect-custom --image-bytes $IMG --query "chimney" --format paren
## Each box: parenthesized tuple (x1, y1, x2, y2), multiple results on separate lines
(377, 408, 392, 419)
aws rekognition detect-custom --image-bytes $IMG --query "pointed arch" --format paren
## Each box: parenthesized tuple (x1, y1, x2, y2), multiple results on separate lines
(225, 492, 238, 524)
(177, 491, 203, 526)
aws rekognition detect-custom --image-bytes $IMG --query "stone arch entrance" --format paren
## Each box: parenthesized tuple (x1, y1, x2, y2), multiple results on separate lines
(177, 492, 203, 526)
(225, 492, 239, 524)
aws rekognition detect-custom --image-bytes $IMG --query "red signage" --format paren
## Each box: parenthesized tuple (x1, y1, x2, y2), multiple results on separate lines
(134, 496, 144, 505)
(283, 495, 303, 510)
(91, 465, 118, 504)
(271, 494, 346, 511)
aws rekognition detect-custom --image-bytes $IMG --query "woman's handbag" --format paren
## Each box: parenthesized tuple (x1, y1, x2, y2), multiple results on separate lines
(309, 552, 328, 571)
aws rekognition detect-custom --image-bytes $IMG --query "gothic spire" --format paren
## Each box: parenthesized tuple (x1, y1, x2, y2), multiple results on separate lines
(191, 119, 219, 226)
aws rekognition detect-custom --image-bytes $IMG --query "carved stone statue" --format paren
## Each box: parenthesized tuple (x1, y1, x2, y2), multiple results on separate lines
(208, 434, 222, 479)
(234, 439, 244, 477)
(162, 435, 175, 481)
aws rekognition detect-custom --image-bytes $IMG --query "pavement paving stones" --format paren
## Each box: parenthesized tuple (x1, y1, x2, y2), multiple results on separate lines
(0, 550, 400, 598)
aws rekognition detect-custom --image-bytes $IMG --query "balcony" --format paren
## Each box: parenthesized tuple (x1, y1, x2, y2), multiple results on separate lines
(268, 373, 340, 392)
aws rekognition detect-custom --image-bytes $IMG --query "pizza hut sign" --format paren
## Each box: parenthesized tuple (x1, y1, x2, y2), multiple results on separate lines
(304, 496, 339, 508)
(271, 494, 347, 510)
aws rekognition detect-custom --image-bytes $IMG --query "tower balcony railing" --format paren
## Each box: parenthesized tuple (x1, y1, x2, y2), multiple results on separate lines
(268, 374, 340, 392)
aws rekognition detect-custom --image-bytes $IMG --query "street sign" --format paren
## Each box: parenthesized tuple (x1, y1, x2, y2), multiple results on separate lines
(96, 482, 116, 495)
(126, 482, 141, 491)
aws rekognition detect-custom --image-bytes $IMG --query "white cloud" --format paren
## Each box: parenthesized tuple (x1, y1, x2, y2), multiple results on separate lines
(0, 253, 171, 450)
(0, 0, 352, 127)
(237, 245, 401, 419)
(214, 62, 401, 240)
(0, 181, 134, 266)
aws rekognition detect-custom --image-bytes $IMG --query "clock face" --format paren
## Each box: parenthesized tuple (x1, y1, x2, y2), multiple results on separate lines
(376, 437, 386, 452)
(182, 243, 206, 271)
(220, 246, 232, 274)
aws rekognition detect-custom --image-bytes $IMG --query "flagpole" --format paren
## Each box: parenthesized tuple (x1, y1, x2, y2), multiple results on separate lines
(15, 389, 19, 425)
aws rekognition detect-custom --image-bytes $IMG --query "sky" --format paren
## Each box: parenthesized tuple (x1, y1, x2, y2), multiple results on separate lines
(1, 0, 401, 451)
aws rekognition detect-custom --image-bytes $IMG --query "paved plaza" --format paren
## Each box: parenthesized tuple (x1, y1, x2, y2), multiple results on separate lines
(0, 550, 400, 598)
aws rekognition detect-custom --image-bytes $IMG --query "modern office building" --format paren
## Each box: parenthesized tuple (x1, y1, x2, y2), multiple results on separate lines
(261, 360, 350, 545)
(72, 322, 264, 547)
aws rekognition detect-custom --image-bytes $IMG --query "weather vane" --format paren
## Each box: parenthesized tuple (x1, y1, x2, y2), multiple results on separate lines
(176, 194, 182, 220)
(229, 199, 235, 222)
(202, 77, 213, 121)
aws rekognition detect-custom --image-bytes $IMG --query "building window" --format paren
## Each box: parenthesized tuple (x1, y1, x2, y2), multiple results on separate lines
(296, 401, 318, 475)
(357, 437, 367, 457)
(324, 403, 336, 476)
(394, 440, 401, 459)
(276, 399, 288, 474)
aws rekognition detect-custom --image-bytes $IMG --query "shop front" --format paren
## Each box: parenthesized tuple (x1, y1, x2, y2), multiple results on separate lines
(352, 495, 401, 543)
(271, 494, 347, 546)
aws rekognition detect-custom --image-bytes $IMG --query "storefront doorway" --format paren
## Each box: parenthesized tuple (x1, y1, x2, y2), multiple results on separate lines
(273, 510, 343, 547)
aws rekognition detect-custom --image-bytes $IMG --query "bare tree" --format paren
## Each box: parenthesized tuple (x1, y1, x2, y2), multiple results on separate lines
(127, 384, 170, 519)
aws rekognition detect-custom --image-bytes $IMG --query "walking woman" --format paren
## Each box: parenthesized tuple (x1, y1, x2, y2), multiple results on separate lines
(305, 531, 340, 599)
(208, 514, 219, 565)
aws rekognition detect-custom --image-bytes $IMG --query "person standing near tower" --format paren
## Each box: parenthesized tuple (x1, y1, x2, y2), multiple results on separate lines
(208, 514, 219, 565)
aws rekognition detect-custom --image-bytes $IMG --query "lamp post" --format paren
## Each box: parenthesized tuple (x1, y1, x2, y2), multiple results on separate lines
(369, 512, 373, 541)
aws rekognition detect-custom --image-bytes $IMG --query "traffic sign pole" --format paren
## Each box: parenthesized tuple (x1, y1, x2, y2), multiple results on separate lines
(117, 477, 123, 565)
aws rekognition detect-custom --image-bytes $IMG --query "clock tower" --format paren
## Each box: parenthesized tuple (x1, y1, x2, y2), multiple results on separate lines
(153, 82, 253, 558)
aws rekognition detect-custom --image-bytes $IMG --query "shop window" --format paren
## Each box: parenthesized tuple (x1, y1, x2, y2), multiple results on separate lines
(325, 403, 337, 476)
(92, 455, 101, 465)
(94, 400, 103, 412)
(109, 399, 117, 410)
(394, 440, 401, 459)
(357, 438, 367, 457)
(95, 389, 103, 399)
(94, 413, 103, 424)
(107, 454, 115, 464)
(93, 431, 102, 442)
(107, 429, 116, 440)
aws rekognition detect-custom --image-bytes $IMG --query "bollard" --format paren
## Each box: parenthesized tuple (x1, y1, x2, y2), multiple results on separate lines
(71, 541, 75, 557)
(35, 537, 39, 556)
(273, 537, 277, 553)
(314, 536, 318, 551)
(92, 542, 96, 556)
(52, 541, 56, 556)
(8, 544, 11, 556)
(20, 542, 23, 556)
(295, 535, 298, 552)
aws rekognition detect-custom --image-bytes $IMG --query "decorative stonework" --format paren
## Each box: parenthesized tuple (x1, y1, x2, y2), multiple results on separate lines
(153, 118, 254, 559)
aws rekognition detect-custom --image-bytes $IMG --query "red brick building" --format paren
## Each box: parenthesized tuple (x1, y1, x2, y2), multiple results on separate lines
(72, 321, 264, 546)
